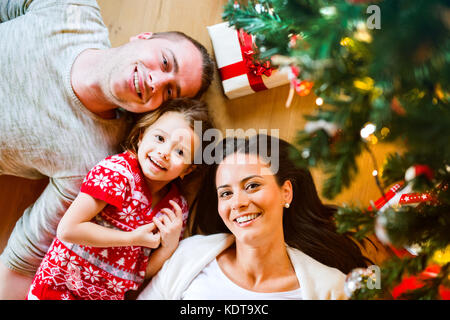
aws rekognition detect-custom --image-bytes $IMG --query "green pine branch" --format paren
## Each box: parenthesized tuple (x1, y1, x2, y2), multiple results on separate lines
(223, 0, 450, 299)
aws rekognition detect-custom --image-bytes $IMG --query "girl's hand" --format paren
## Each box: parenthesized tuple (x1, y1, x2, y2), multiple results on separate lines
(130, 222, 161, 248)
(153, 200, 183, 253)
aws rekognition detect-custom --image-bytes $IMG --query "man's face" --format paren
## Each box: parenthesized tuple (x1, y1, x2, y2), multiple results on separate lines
(103, 36, 203, 113)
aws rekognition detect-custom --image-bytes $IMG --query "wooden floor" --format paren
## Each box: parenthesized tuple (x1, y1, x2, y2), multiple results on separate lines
(0, 0, 394, 264)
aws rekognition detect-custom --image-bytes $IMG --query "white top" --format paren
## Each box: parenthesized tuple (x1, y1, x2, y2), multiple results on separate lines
(138, 234, 347, 300)
(181, 259, 302, 300)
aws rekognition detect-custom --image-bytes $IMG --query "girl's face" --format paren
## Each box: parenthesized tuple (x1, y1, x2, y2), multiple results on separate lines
(137, 112, 199, 186)
(215, 153, 292, 245)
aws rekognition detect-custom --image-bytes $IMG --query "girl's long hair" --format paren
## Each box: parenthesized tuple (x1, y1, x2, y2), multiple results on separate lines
(191, 134, 371, 274)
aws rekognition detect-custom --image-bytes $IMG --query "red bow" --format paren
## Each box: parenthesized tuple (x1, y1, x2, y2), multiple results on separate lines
(239, 30, 273, 77)
(219, 29, 273, 93)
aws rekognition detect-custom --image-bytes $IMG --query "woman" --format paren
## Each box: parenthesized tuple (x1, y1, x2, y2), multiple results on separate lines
(138, 134, 369, 300)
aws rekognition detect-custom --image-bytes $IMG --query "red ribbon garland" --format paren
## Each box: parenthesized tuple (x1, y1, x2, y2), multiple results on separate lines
(219, 30, 273, 93)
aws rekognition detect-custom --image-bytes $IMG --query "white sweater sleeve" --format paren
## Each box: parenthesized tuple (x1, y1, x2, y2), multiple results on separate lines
(137, 234, 233, 300)
(0, 0, 33, 22)
(137, 273, 166, 300)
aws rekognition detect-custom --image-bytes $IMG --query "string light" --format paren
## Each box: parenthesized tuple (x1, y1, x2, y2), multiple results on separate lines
(320, 6, 337, 17)
(360, 123, 376, 139)
(254, 3, 263, 13)
(315, 97, 324, 106)
(301, 149, 310, 159)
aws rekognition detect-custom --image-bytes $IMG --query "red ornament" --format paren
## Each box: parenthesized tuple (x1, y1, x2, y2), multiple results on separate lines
(392, 265, 450, 300)
(289, 34, 299, 48)
(390, 97, 406, 116)
(405, 165, 434, 182)
(294, 80, 314, 96)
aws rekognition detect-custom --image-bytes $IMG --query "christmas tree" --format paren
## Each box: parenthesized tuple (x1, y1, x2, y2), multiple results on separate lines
(223, 0, 450, 299)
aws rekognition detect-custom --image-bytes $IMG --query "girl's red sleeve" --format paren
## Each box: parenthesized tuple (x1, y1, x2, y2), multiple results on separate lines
(80, 159, 130, 210)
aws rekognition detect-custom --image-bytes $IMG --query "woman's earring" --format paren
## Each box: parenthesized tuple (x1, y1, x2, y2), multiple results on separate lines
(284, 203, 290, 209)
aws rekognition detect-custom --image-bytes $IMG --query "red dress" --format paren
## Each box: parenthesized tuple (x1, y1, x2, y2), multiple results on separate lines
(28, 151, 189, 300)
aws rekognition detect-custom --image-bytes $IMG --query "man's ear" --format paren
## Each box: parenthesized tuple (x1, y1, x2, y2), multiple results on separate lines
(129, 32, 153, 42)
(180, 165, 197, 180)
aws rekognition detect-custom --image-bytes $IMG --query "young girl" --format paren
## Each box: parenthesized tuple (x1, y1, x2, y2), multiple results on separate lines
(27, 98, 214, 300)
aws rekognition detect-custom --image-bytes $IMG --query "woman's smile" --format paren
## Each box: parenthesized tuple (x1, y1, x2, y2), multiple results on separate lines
(233, 212, 262, 227)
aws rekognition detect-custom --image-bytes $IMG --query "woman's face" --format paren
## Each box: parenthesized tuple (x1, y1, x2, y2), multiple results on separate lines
(215, 152, 292, 244)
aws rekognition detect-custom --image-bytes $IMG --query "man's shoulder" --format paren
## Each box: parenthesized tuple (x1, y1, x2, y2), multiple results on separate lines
(26, 0, 102, 13)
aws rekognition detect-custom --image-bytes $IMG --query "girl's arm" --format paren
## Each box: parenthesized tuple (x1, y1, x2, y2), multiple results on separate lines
(57, 192, 160, 248)
(145, 200, 184, 278)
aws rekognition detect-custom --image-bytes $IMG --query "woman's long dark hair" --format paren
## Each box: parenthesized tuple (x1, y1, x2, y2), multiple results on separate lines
(191, 134, 371, 274)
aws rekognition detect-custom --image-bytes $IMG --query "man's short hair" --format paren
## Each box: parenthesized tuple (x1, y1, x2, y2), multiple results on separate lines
(152, 31, 215, 99)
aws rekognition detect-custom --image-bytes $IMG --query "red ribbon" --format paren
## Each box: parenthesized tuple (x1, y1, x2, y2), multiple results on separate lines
(219, 30, 273, 93)
(369, 183, 403, 211)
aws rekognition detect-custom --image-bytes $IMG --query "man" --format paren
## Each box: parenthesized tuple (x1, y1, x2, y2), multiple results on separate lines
(0, 0, 214, 299)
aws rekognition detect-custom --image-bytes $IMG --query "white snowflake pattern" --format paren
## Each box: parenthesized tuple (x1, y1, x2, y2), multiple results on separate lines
(112, 181, 126, 199)
(100, 249, 108, 259)
(92, 173, 110, 189)
(61, 254, 79, 270)
(119, 206, 136, 222)
(49, 244, 68, 264)
(82, 266, 100, 282)
(107, 278, 125, 293)
(116, 257, 125, 267)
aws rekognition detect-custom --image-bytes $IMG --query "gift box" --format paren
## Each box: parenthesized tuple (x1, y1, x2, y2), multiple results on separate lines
(207, 22, 290, 99)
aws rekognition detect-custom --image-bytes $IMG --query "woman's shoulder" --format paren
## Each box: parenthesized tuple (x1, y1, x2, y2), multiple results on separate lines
(177, 233, 233, 251)
(286, 246, 347, 299)
(163, 233, 234, 267)
(288, 246, 344, 273)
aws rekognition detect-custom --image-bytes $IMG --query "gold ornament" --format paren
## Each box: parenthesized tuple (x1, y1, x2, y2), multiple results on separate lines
(380, 127, 390, 138)
(340, 37, 354, 47)
(354, 77, 374, 91)
(435, 83, 444, 100)
(432, 246, 450, 265)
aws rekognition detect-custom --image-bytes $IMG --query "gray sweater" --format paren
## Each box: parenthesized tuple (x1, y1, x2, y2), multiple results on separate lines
(0, 0, 131, 276)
